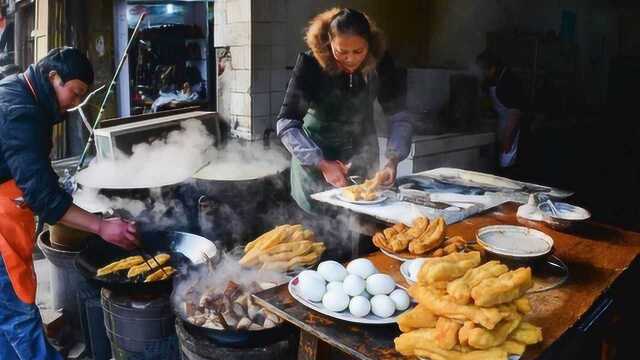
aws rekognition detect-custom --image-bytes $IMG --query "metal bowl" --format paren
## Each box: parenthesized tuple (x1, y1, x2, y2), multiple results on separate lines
(538, 202, 591, 231)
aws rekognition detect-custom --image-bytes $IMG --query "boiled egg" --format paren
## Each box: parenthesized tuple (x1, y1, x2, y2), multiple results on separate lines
(326, 281, 344, 293)
(349, 296, 371, 318)
(322, 289, 350, 312)
(370, 295, 396, 318)
(342, 274, 366, 297)
(389, 289, 410, 311)
(298, 270, 326, 302)
(366, 273, 396, 295)
(317, 261, 347, 282)
(346, 258, 378, 279)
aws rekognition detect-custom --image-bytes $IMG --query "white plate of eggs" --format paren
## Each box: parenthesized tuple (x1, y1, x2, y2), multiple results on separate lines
(288, 258, 413, 324)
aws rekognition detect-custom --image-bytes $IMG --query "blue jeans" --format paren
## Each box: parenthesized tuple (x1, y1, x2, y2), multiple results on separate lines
(0, 257, 62, 360)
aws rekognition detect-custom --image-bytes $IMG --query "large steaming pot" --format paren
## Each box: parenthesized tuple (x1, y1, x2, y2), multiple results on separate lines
(74, 169, 200, 233)
(191, 164, 290, 250)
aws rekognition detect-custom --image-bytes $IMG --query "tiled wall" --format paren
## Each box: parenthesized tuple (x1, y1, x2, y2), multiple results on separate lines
(214, 0, 291, 140)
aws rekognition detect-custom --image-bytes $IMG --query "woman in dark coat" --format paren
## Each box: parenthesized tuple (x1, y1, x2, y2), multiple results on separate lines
(276, 8, 413, 214)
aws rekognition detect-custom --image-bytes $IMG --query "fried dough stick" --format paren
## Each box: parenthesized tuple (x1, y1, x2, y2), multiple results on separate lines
(409, 285, 509, 330)
(96, 256, 144, 276)
(471, 267, 533, 307)
(127, 253, 170, 278)
(397, 303, 438, 332)
(418, 251, 482, 285)
(447, 261, 509, 304)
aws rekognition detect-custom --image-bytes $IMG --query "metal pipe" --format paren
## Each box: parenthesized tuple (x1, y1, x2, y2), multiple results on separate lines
(75, 12, 147, 174)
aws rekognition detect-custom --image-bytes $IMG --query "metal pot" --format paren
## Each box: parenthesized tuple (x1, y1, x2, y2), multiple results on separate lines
(192, 169, 289, 249)
(74, 168, 200, 233)
(75, 230, 217, 294)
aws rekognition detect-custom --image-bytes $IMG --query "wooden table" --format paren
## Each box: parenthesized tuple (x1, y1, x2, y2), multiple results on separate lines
(253, 203, 640, 360)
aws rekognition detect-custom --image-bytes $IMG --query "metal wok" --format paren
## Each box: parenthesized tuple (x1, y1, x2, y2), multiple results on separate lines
(75, 231, 217, 294)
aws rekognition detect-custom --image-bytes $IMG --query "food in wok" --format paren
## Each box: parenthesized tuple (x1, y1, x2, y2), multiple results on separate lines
(96, 253, 174, 282)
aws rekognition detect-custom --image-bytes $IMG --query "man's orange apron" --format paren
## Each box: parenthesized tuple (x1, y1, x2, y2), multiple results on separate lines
(0, 180, 37, 304)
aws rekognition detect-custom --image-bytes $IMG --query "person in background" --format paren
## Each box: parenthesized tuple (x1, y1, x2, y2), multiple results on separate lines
(0, 47, 139, 359)
(0, 5, 14, 66)
(476, 50, 526, 174)
(276, 8, 412, 215)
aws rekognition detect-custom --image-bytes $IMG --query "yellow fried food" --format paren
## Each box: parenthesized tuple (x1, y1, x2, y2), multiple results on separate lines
(513, 297, 532, 315)
(395, 329, 510, 360)
(408, 285, 509, 330)
(342, 186, 361, 201)
(509, 322, 543, 345)
(259, 241, 314, 263)
(418, 251, 482, 285)
(244, 225, 287, 252)
(435, 317, 463, 350)
(372, 232, 393, 253)
(382, 227, 399, 240)
(397, 303, 438, 332)
(287, 250, 322, 268)
(410, 217, 445, 254)
(500, 340, 526, 356)
(471, 267, 533, 307)
(96, 256, 144, 277)
(447, 261, 509, 304)
(414, 346, 508, 360)
(458, 316, 522, 350)
(127, 253, 170, 278)
(143, 266, 176, 282)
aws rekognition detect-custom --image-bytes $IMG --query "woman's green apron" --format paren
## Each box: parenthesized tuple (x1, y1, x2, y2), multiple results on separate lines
(290, 75, 379, 214)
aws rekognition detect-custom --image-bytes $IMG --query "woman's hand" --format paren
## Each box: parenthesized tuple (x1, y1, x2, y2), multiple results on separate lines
(318, 160, 349, 188)
(379, 157, 400, 187)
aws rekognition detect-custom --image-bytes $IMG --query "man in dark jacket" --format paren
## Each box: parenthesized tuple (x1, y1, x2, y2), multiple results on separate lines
(0, 47, 138, 359)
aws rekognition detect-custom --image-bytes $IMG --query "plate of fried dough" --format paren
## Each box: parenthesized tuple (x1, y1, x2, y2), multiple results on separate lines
(337, 172, 388, 205)
(394, 250, 542, 360)
(239, 224, 326, 272)
(373, 217, 481, 261)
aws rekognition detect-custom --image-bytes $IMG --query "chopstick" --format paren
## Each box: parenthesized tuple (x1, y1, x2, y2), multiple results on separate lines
(135, 246, 170, 278)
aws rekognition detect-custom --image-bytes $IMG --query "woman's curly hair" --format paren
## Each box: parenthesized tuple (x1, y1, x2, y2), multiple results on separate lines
(305, 8, 386, 76)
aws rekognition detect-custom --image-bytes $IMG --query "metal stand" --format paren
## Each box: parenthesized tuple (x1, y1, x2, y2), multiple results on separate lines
(73, 12, 147, 174)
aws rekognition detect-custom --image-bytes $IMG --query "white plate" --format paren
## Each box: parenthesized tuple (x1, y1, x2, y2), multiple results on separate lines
(399, 261, 417, 285)
(379, 247, 419, 261)
(336, 194, 388, 205)
(476, 225, 553, 259)
(288, 276, 412, 324)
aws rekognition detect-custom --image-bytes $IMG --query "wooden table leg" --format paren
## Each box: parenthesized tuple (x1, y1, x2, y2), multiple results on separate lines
(298, 330, 319, 360)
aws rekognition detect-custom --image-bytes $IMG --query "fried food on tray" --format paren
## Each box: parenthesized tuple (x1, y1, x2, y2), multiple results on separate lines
(396, 254, 541, 359)
(397, 303, 438, 332)
(513, 297, 532, 315)
(418, 251, 482, 285)
(410, 217, 446, 254)
(447, 261, 509, 305)
(413, 346, 509, 360)
(471, 267, 533, 307)
(96, 256, 144, 277)
(395, 328, 511, 360)
(241, 224, 325, 272)
(127, 253, 170, 278)
(341, 172, 385, 201)
(435, 317, 463, 350)
(372, 217, 469, 257)
(144, 266, 176, 282)
(409, 285, 509, 330)
(509, 322, 543, 345)
(458, 316, 522, 350)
